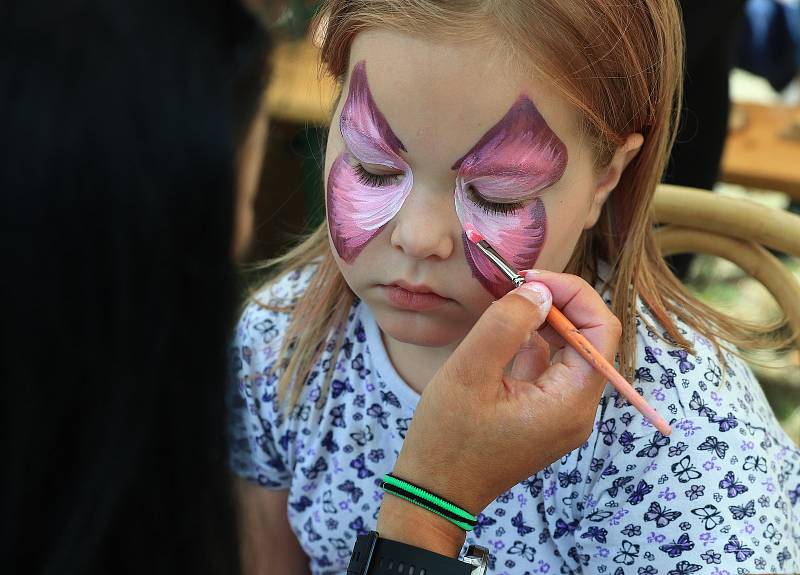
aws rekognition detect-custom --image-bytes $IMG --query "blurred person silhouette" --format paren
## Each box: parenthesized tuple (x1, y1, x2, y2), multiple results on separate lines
(665, 0, 747, 278)
(0, 1, 271, 573)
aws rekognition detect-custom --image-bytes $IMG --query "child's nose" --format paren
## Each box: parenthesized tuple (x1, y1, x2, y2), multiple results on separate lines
(389, 188, 456, 261)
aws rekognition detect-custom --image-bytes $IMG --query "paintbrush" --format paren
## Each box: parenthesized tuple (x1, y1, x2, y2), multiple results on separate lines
(464, 223, 672, 436)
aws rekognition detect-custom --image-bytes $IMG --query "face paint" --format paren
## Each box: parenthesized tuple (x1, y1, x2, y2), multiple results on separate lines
(327, 61, 413, 264)
(453, 96, 567, 298)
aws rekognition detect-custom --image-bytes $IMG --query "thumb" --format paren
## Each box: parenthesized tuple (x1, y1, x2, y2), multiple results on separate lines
(448, 282, 553, 383)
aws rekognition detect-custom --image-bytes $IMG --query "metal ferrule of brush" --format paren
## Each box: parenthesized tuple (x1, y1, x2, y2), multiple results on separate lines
(476, 241, 525, 287)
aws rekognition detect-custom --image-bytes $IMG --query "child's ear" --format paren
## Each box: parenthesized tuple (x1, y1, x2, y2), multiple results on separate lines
(583, 133, 644, 229)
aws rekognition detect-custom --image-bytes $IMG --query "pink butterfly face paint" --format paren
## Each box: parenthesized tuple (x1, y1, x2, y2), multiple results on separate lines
(453, 97, 568, 298)
(327, 61, 412, 264)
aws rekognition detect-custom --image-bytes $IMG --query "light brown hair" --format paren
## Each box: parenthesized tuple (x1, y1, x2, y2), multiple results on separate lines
(254, 0, 790, 408)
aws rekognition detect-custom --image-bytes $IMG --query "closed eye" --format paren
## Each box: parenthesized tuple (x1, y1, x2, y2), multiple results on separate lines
(466, 183, 526, 216)
(353, 162, 403, 187)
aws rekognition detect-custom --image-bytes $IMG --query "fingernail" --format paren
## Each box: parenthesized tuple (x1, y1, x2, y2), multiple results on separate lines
(513, 281, 552, 307)
(523, 269, 543, 281)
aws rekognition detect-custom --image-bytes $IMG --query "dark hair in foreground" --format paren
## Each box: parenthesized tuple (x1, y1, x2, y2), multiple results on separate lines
(0, 1, 270, 573)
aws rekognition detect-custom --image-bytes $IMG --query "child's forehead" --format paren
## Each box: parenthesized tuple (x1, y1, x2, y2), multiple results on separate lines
(344, 29, 576, 168)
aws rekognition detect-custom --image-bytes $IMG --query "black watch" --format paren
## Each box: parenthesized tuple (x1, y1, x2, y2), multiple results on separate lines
(347, 531, 489, 575)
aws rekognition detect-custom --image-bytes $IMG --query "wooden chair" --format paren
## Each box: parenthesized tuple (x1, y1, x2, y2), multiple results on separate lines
(654, 185, 800, 440)
(654, 184, 800, 350)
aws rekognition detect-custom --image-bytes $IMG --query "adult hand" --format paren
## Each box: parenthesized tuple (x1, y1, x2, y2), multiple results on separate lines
(376, 270, 622, 556)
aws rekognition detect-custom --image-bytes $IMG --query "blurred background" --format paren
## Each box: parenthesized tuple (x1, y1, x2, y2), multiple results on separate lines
(249, 0, 800, 443)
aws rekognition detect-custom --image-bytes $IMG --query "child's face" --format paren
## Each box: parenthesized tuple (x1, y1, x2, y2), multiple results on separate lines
(324, 30, 611, 349)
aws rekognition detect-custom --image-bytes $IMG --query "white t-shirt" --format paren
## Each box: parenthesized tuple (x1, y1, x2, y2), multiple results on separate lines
(228, 266, 800, 575)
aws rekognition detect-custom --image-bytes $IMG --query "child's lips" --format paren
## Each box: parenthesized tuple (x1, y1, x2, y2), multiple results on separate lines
(381, 281, 451, 311)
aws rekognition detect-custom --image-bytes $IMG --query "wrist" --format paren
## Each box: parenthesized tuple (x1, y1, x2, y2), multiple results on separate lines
(377, 492, 467, 558)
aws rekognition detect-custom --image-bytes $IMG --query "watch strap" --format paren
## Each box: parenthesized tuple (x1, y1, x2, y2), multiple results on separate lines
(347, 532, 473, 575)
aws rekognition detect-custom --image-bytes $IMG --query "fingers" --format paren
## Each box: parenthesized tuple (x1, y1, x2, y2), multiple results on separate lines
(508, 332, 550, 382)
(523, 270, 621, 370)
(447, 282, 552, 384)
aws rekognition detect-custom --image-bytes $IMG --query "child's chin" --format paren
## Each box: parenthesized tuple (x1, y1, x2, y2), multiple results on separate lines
(378, 313, 466, 349)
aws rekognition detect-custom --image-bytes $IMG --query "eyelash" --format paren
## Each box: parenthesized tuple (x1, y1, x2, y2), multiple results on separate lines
(466, 184, 525, 216)
(352, 164, 525, 216)
(353, 163, 401, 187)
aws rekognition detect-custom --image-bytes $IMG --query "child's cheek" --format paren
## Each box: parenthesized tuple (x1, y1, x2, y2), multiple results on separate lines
(457, 195, 547, 299)
(326, 153, 413, 264)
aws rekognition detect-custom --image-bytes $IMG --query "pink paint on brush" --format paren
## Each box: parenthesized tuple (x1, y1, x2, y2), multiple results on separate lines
(327, 61, 412, 263)
(454, 97, 567, 298)
(464, 223, 484, 245)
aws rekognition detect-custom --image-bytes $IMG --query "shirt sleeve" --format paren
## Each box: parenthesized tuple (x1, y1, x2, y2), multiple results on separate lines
(226, 297, 293, 489)
(570, 415, 797, 575)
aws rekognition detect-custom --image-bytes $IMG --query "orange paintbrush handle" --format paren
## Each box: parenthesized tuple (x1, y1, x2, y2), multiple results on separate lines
(546, 306, 672, 436)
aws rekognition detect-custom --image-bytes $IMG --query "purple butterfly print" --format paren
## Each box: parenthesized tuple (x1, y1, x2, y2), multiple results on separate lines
(354, 320, 367, 342)
(241, 345, 252, 365)
(667, 560, 702, 575)
(712, 412, 738, 432)
(568, 547, 589, 567)
(729, 499, 755, 520)
(509, 541, 536, 562)
(365, 403, 389, 429)
(613, 540, 640, 565)
(635, 367, 655, 382)
(511, 511, 534, 536)
(341, 337, 354, 359)
(395, 417, 411, 439)
(587, 509, 614, 522)
(331, 378, 354, 398)
(329, 404, 346, 428)
(472, 513, 497, 537)
(522, 476, 543, 497)
(644, 501, 682, 527)
(303, 517, 322, 541)
(660, 368, 677, 389)
(289, 495, 313, 512)
(719, 471, 748, 498)
(602, 464, 620, 477)
(348, 516, 370, 537)
(380, 390, 401, 408)
(351, 353, 371, 379)
(337, 479, 364, 503)
(636, 431, 670, 458)
(668, 349, 695, 373)
(618, 430, 639, 454)
(590, 458, 605, 473)
(644, 346, 660, 364)
(723, 535, 755, 562)
(349, 453, 374, 479)
(698, 435, 728, 459)
(253, 318, 278, 343)
(553, 517, 579, 539)
(321, 430, 339, 453)
(690, 504, 724, 530)
(789, 483, 800, 505)
(671, 455, 702, 483)
(349, 425, 373, 446)
(688, 391, 717, 420)
(777, 547, 792, 570)
(558, 469, 582, 488)
(742, 455, 767, 473)
(301, 456, 328, 480)
(581, 526, 608, 543)
(278, 430, 297, 451)
(599, 419, 617, 445)
(626, 479, 654, 505)
(659, 532, 694, 558)
(608, 475, 634, 497)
